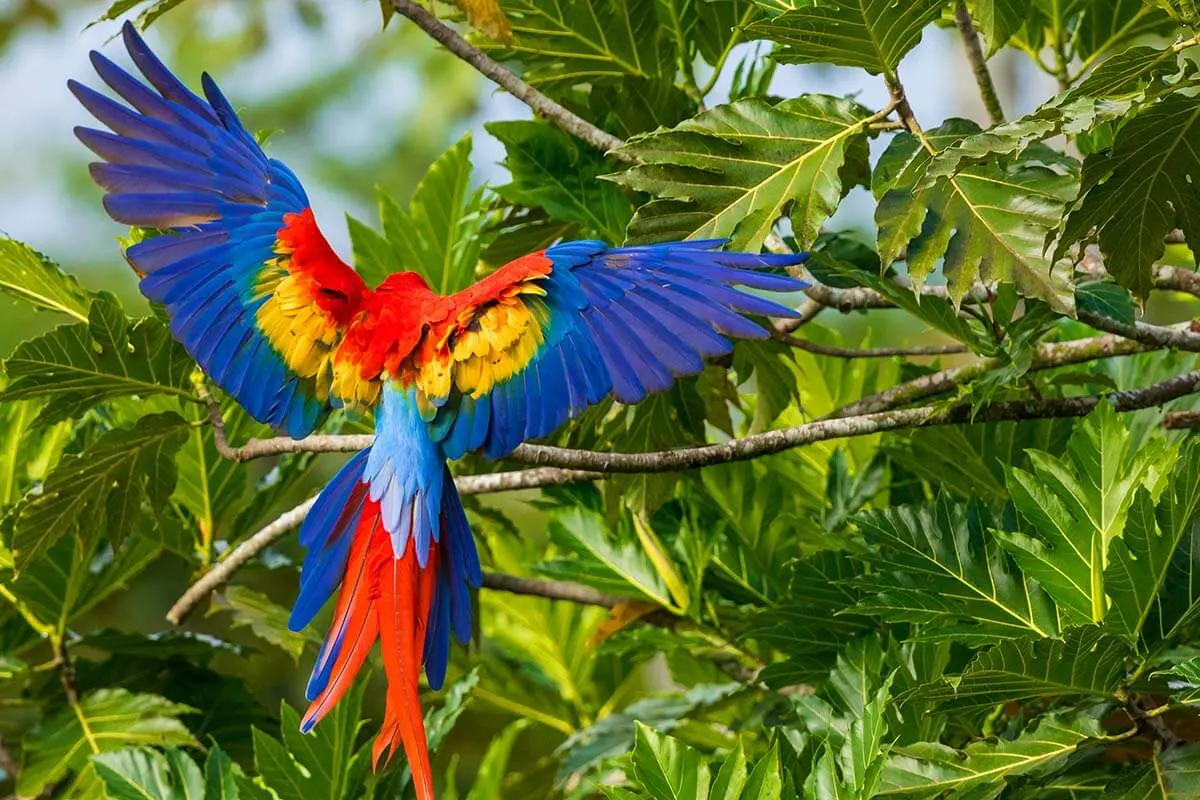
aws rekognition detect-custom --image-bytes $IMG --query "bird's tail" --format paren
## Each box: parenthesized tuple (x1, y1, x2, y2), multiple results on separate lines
(290, 447, 480, 800)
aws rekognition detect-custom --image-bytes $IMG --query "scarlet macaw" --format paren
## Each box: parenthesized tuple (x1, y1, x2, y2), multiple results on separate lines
(72, 23, 808, 799)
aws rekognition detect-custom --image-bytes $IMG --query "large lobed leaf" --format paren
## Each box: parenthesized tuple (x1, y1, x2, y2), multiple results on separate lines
(912, 625, 1129, 711)
(610, 95, 871, 251)
(1105, 440, 1200, 648)
(997, 402, 1171, 625)
(12, 412, 189, 569)
(0, 238, 92, 321)
(1056, 92, 1200, 299)
(874, 121, 1079, 312)
(488, 120, 632, 243)
(0, 293, 198, 426)
(853, 498, 1063, 643)
(482, 0, 673, 87)
(744, 0, 944, 77)
(878, 712, 1105, 796)
(928, 44, 1187, 179)
(17, 689, 196, 796)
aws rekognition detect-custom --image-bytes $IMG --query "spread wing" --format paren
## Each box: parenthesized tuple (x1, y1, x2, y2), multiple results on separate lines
(71, 22, 366, 437)
(411, 240, 808, 460)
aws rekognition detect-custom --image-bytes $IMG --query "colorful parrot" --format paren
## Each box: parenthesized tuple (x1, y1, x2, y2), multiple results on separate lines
(72, 22, 808, 799)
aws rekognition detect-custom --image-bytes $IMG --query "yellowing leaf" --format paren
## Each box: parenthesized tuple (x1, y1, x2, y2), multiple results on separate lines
(455, 0, 511, 42)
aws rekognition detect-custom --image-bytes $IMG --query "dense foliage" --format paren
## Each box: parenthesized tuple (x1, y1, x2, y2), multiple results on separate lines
(5, 0, 1200, 797)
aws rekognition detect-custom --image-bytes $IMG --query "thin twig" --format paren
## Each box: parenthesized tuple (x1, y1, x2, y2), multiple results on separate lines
(831, 333, 1150, 418)
(954, 1, 1005, 125)
(1164, 410, 1200, 429)
(777, 332, 969, 359)
(51, 638, 79, 707)
(482, 573, 622, 607)
(388, 0, 627, 157)
(165, 466, 601, 624)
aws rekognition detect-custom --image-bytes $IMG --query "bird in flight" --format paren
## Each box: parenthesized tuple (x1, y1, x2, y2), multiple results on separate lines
(72, 22, 808, 799)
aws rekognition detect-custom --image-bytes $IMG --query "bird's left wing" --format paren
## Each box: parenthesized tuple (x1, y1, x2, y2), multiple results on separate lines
(411, 240, 808, 460)
(72, 22, 366, 437)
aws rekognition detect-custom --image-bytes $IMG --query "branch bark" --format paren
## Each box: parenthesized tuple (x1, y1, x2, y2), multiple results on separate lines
(954, 1, 1005, 125)
(388, 0, 627, 156)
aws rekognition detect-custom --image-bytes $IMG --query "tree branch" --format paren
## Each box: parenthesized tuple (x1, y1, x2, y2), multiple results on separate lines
(387, 0, 627, 157)
(954, 1, 1005, 125)
(776, 332, 968, 359)
(830, 333, 1150, 418)
(170, 369, 1200, 625)
(481, 573, 622, 607)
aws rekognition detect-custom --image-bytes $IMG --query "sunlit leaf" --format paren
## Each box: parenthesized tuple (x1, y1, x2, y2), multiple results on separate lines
(744, 0, 944, 77)
(0, 294, 198, 425)
(0, 238, 92, 321)
(874, 122, 1078, 312)
(611, 95, 871, 251)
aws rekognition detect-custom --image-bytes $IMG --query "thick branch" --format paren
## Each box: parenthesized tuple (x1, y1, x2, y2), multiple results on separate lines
(954, 1, 1005, 125)
(388, 0, 627, 156)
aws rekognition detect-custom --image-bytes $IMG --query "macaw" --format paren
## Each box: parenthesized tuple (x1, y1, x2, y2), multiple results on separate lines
(72, 22, 808, 800)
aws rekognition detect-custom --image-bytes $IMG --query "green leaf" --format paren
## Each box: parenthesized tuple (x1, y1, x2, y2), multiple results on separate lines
(997, 402, 1171, 624)
(1106, 445, 1200, 647)
(877, 712, 1104, 796)
(0, 294, 198, 425)
(557, 684, 742, 782)
(1057, 92, 1200, 299)
(17, 689, 196, 796)
(208, 586, 313, 662)
(8, 534, 161, 635)
(744, 0, 944, 77)
(483, 0, 673, 87)
(853, 498, 1062, 642)
(250, 727, 307, 800)
(1074, 0, 1176, 63)
(539, 508, 678, 609)
(350, 134, 488, 293)
(203, 744, 239, 800)
(0, 238, 92, 321)
(1155, 0, 1200, 28)
(0, 399, 73, 505)
(1107, 442, 1200, 647)
(13, 412, 189, 569)
(631, 722, 711, 799)
(277, 681, 372, 800)
(874, 121, 1078, 312)
(884, 419, 1074, 502)
(710, 739, 748, 800)
(970, 0, 1024, 55)
(1076, 281, 1136, 326)
(611, 95, 871, 251)
(488, 120, 632, 242)
(466, 719, 531, 800)
(742, 744, 782, 800)
(91, 748, 205, 800)
(912, 626, 1128, 710)
(930, 46, 1185, 179)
